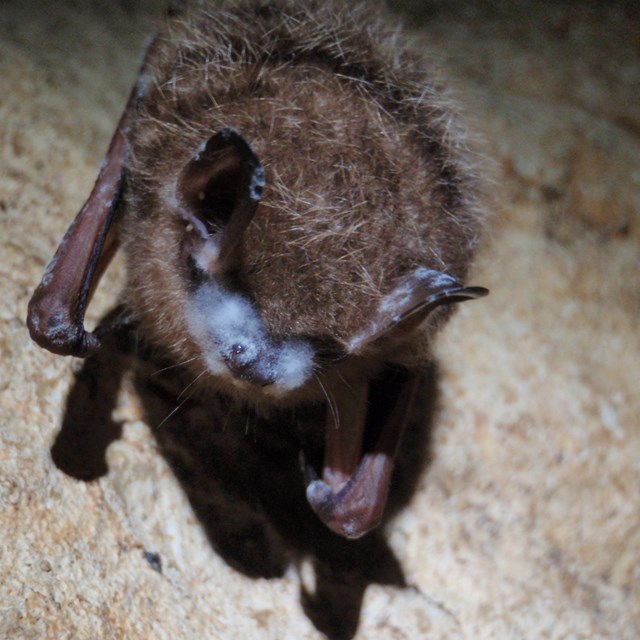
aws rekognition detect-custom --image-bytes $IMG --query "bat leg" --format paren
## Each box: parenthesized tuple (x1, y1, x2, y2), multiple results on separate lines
(306, 368, 420, 539)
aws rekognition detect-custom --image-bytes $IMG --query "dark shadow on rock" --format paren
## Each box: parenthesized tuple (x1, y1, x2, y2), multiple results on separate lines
(51, 328, 134, 480)
(53, 320, 440, 640)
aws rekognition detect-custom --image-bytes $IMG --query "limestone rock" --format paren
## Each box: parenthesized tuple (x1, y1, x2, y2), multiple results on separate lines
(1, 1, 638, 638)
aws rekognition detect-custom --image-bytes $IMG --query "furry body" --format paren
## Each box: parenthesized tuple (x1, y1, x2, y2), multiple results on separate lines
(27, 0, 487, 538)
(122, 0, 485, 408)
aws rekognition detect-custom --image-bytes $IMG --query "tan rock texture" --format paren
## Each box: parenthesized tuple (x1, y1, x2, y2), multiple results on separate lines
(1, 1, 638, 638)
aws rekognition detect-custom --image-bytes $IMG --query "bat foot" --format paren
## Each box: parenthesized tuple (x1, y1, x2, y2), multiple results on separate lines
(301, 368, 422, 539)
(306, 479, 376, 539)
(305, 457, 387, 540)
(306, 479, 332, 505)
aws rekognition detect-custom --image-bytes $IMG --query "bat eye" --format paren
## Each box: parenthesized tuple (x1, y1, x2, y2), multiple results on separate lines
(309, 336, 348, 363)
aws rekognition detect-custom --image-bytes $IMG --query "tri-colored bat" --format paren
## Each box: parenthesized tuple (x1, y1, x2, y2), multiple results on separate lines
(27, 0, 488, 539)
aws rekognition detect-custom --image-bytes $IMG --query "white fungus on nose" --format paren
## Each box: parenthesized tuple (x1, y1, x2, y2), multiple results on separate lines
(186, 281, 314, 392)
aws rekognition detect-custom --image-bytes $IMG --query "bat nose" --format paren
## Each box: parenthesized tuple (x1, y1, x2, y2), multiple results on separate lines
(223, 344, 274, 387)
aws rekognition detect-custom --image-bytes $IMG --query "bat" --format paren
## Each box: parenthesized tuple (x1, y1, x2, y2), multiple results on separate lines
(27, 0, 488, 540)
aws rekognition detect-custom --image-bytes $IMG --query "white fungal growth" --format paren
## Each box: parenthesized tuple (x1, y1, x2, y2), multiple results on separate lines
(194, 238, 221, 273)
(186, 280, 314, 393)
(275, 341, 316, 391)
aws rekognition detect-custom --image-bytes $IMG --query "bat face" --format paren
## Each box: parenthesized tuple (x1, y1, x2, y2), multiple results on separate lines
(123, 126, 321, 402)
(122, 57, 486, 407)
(27, 0, 489, 539)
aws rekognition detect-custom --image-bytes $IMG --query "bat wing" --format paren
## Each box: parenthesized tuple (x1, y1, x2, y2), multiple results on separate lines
(306, 268, 487, 538)
(349, 267, 488, 354)
(27, 41, 158, 357)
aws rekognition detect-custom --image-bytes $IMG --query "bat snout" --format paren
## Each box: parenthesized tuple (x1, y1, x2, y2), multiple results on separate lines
(222, 343, 276, 387)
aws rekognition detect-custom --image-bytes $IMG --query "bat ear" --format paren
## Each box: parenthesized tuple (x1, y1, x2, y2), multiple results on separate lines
(348, 268, 488, 353)
(177, 128, 265, 273)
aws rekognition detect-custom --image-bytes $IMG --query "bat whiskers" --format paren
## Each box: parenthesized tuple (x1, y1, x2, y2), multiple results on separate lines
(177, 368, 207, 401)
(151, 356, 199, 377)
(157, 389, 196, 430)
(156, 368, 207, 430)
(314, 371, 339, 430)
(335, 369, 357, 401)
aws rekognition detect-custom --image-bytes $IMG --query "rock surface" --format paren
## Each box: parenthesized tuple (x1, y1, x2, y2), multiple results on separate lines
(1, 1, 638, 638)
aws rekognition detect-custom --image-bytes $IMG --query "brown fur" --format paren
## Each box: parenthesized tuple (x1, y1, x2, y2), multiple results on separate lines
(120, 0, 486, 407)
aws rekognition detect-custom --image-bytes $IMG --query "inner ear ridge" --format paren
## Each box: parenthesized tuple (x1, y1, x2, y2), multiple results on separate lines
(178, 128, 258, 229)
(181, 150, 244, 231)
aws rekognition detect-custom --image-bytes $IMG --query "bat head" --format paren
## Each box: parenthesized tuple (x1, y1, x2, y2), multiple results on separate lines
(110, 5, 492, 408)
(122, 115, 486, 406)
(25, 1, 490, 539)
